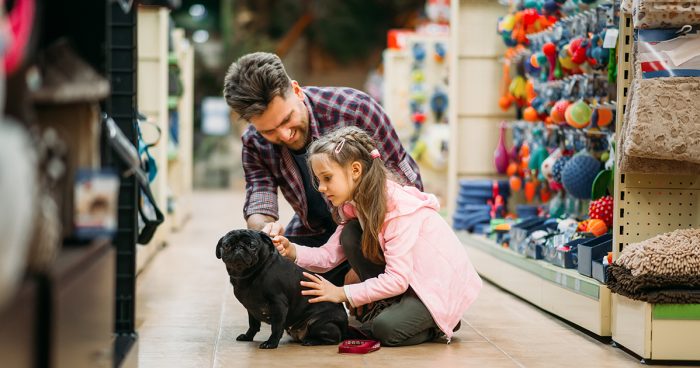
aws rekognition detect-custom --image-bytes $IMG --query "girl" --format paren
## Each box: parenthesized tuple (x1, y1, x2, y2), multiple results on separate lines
(272, 126, 482, 346)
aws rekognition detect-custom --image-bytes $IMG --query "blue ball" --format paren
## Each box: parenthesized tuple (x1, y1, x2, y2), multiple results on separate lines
(544, 0, 560, 14)
(561, 154, 601, 199)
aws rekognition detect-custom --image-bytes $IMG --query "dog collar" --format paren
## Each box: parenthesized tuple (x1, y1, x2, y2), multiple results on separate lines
(338, 339, 380, 354)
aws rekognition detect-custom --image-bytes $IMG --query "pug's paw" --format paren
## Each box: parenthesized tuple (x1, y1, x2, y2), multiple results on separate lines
(258, 340, 279, 349)
(236, 333, 255, 341)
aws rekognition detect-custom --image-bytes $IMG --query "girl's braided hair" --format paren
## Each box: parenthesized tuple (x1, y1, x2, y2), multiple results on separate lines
(307, 126, 388, 264)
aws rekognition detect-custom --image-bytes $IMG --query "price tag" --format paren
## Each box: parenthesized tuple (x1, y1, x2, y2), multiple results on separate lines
(603, 28, 619, 49)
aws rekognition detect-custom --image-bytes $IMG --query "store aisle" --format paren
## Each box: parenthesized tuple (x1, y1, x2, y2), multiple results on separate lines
(136, 191, 644, 368)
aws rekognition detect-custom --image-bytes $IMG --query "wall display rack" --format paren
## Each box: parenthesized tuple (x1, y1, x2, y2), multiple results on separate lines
(610, 11, 700, 363)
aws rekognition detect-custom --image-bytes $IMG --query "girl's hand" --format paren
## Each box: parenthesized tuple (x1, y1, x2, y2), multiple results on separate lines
(300, 272, 348, 304)
(262, 221, 285, 237)
(272, 235, 296, 261)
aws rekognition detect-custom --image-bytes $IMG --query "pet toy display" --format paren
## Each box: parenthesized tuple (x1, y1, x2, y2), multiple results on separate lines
(455, 1, 623, 276)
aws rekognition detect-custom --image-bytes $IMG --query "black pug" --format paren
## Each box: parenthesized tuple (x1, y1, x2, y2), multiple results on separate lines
(216, 229, 348, 349)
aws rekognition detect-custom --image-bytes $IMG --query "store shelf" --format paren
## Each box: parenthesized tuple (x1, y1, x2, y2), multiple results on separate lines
(45, 239, 115, 368)
(0, 279, 37, 368)
(611, 11, 700, 362)
(166, 28, 194, 233)
(137, 5, 171, 251)
(447, 0, 509, 217)
(612, 294, 700, 361)
(459, 232, 611, 336)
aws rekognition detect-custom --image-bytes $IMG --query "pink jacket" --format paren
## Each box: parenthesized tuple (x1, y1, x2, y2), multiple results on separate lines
(295, 181, 482, 340)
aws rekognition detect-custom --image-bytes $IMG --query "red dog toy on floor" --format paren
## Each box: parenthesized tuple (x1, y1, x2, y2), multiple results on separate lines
(338, 339, 380, 354)
(339, 326, 380, 354)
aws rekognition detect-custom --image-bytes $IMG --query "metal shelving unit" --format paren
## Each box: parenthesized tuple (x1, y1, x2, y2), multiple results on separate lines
(104, 2, 139, 366)
(610, 11, 700, 363)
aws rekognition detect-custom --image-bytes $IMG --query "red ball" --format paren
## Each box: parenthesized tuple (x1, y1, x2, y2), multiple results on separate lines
(542, 42, 557, 57)
(412, 111, 426, 124)
(588, 195, 614, 227)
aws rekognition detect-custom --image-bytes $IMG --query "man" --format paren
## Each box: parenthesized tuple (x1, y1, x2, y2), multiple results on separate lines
(223, 52, 422, 286)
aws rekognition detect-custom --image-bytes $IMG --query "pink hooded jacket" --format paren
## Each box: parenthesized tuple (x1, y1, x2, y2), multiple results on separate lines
(294, 180, 482, 340)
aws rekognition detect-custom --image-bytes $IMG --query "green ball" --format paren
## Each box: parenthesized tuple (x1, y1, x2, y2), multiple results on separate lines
(567, 101, 592, 128)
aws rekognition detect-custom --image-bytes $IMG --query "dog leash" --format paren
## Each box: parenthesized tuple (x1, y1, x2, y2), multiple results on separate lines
(338, 326, 380, 354)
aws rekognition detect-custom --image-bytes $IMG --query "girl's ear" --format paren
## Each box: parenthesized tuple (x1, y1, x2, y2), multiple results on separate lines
(351, 161, 363, 181)
(291, 80, 304, 100)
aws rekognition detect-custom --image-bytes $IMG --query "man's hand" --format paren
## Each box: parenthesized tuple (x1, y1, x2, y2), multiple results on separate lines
(300, 272, 348, 304)
(272, 235, 296, 261)
(261, 221, 285, 237)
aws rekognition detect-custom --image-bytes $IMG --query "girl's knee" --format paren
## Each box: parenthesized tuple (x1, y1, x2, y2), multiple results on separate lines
(371, 314, 403, 347)
(370, 315, 395, 345)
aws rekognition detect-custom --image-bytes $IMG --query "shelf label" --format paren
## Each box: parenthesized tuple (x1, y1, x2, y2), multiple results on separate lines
(604, 28, 619, 49)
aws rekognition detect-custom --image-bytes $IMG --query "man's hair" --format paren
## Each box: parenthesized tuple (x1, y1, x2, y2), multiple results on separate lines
(223, 52, 292, 120)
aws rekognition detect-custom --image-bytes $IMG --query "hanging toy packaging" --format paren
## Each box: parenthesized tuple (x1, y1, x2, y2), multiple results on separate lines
(636, 26, 700, 78)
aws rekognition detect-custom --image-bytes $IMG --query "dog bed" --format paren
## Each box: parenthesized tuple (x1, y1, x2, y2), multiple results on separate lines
(624, 76, 700, 165)
(632, 0, 700, 28)
(606, 228, 700, 303)
(615, 228, 700, 277)
(619, 59, 700, 174)
(607, 264, 700, 303)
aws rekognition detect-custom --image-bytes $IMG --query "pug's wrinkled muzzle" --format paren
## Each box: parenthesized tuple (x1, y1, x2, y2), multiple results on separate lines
(230, 248, 256, 272)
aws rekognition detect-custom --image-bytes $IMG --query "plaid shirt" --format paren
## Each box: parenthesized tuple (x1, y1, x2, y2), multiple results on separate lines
(242, 86, 423, 237)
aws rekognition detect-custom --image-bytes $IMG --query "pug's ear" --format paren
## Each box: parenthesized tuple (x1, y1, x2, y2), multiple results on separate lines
(259, 232, 275, 252)
(216, 237, 223, 259)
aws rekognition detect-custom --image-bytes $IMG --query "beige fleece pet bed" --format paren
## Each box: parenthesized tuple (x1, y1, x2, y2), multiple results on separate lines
(618, 50, 700, 174)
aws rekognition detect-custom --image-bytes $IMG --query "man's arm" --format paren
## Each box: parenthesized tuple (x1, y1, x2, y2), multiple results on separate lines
(246, 213, 276, 231)
(247, 213, 285, 236)
(241, 127, 282, 231)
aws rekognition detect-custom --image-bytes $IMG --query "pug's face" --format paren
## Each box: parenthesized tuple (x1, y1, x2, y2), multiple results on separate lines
(216, 230, 274, 276)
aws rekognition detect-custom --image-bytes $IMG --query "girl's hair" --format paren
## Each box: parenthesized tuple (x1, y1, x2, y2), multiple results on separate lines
(307, 126, 387, 264)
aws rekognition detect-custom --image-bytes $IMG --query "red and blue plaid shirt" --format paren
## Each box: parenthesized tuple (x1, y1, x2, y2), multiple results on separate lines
(241, 86, 423, 237)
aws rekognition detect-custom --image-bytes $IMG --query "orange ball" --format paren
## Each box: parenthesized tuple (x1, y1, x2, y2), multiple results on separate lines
(551, 100, 570, 124)
(593, 107, 613, 127)
(510, 176, 522, 192)
(506, 162, 519, 177)
(499, 96, 513, 111)
(523, 106, 539, 122)
(586, 219, 608, 236)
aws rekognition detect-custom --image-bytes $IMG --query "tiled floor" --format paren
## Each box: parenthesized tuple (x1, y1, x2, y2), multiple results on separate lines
(136, 190, 651, 368)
